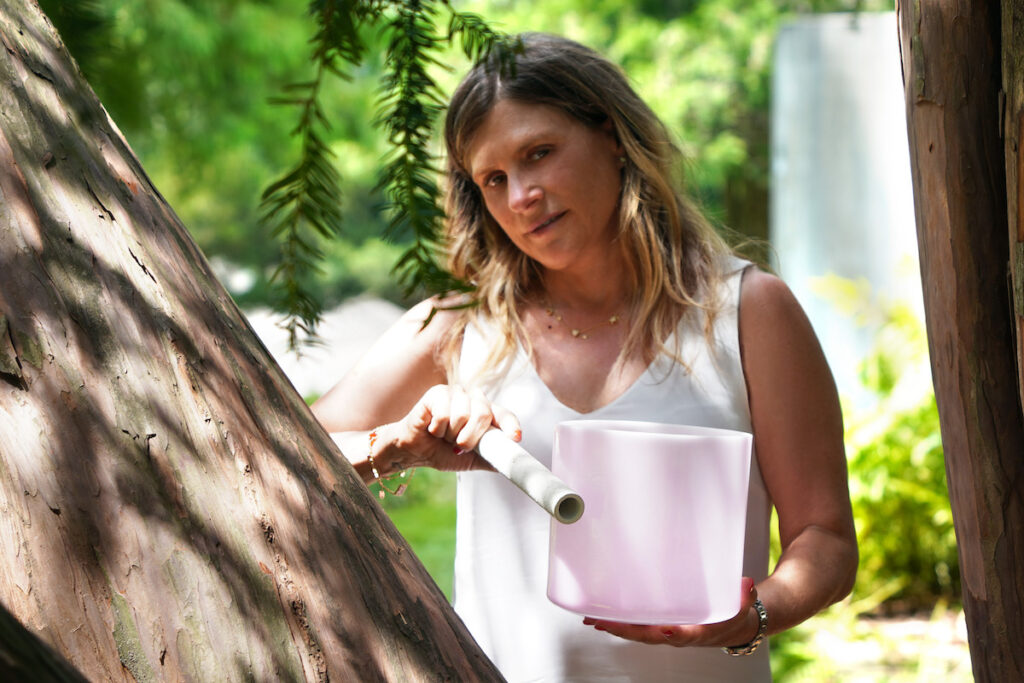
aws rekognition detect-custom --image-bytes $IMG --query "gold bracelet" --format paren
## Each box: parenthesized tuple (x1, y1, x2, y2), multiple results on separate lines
(367, 428, 410, 498)
(722, 599, 768, 656)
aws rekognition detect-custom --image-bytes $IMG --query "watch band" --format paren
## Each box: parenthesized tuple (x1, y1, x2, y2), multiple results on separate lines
(722, 598, 768, 656)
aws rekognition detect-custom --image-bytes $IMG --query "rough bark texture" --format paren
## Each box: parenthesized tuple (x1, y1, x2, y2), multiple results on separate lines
(0, 600, 90, 681)
(1006, 0, 1024, 415)
(0, 1, 503, 680)
(896, 2, 1024, 682)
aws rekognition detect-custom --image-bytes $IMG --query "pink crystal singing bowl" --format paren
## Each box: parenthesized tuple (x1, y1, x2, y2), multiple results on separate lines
(547, 420, 752, 625)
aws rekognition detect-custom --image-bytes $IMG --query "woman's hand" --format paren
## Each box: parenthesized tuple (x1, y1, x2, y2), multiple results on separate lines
(310, 300, 524, 481)
(376, 384, 521, 473)
(582, 578, 761, 648)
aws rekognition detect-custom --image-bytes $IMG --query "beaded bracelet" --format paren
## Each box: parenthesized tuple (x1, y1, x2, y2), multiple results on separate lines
(367, 428, 411, 498)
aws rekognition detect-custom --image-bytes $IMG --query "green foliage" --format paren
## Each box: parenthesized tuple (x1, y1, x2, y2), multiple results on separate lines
(803, 275, 958, 612)
(49, 0, 897, 341)
(844, 305, 958, 613)
(372, 468, 458, 599)
(458, 0, 893, 231)
(767, 281, 959, 676)
(38, 0, 109, 71)
(44, 0, 331, 308)
(260, 0, 367, 347)
(262, 0, 899, 343)
(261, 1, 522, 348)
(373, 3, 463, 298)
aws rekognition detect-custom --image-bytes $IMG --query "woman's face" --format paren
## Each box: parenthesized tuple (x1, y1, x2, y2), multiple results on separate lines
(465, 99, 624, 274)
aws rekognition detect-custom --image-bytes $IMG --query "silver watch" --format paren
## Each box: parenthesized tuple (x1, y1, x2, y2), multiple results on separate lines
(722, 598, 768, 656)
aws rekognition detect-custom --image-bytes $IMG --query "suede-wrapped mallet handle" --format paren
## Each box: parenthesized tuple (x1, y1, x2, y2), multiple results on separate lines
(476, 429, 585, 524)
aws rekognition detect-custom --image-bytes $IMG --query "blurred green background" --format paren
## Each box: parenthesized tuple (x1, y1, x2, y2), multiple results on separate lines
(45, 0, 900, 309)
(43, 0, 969, 679)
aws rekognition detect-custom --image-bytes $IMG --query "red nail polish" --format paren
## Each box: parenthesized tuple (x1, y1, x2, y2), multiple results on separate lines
(513, 429, 522, 442)
(662, 628, 674, 637)
(453, 446, 465, 455)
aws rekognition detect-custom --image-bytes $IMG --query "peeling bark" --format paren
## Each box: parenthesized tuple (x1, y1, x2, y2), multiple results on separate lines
(896, 2, 1024, 681)
(0, 1, 502, 680)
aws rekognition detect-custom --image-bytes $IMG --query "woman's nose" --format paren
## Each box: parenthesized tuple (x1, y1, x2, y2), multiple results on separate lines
(508, 174, 541, 213)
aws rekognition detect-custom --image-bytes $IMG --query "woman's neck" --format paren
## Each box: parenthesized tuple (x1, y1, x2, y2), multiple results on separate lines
(538, 261, 631, 317)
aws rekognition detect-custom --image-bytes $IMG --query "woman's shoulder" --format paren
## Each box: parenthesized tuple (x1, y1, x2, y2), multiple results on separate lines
(738, 268, 828, 377)
(739, 268, 801, 319)
(392, 294, 469, 348)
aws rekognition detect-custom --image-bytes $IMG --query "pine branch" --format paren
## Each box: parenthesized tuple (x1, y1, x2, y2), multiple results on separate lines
(260, 0, 366, 350)
(263, 0, 517, 349)
(374, 1, 520, 299)
(446, 7, 522, 70)
(373, 0, 455, 297)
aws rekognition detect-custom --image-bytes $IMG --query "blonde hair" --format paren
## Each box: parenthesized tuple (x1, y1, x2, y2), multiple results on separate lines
(441, 33, 735, 382)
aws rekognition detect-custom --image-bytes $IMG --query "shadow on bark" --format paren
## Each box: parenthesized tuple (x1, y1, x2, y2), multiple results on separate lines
(0, 1, 500, 680)
(0, 599, 90, 682)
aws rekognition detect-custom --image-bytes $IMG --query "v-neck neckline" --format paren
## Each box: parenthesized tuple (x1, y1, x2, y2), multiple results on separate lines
(513, 335, 671, 416)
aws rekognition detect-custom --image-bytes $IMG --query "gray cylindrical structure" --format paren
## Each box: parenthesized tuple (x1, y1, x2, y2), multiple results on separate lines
(771, 12, 922, 408)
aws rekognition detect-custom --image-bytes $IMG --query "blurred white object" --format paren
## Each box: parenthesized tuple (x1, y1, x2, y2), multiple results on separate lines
(772, 12, 924, 410)
(245, 297, 404, 399)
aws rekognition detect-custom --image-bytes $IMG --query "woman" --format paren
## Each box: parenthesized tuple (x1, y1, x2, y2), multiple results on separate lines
(313, 33, 858, 682)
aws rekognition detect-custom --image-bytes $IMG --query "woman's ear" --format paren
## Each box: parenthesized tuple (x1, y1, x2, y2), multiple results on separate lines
(601, 117, 625, 158)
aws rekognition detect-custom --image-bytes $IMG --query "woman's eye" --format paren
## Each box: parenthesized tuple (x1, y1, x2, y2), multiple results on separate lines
(530, 147, 551, 161)
(485, 173, 506, 188)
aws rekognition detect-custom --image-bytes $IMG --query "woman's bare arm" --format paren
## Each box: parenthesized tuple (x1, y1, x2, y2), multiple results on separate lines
(738, 267, 858, 636)
(311, 299, 519, 482)
(313, 299, 450, 431)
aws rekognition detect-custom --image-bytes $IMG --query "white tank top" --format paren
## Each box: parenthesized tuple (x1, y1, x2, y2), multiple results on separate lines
(453, 259, 772, 682)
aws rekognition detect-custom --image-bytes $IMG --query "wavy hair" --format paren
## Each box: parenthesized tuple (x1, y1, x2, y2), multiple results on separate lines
(441, 33, 735, 382)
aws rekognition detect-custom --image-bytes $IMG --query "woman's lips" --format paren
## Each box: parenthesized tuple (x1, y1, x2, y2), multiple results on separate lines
(529, 211, 566, 235)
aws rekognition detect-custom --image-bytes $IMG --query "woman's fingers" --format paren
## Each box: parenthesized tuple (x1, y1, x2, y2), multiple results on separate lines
(418, 384, 451, 439)
(582, 619, 671, 645)
(738, 576, 757, 613)
(400, 384, 517, 471)
(404, 392, 435, 433)
(427, 385, 515, 451)
(492, 403, 523, 442)
(453, 388, 491, 448)
(583, 577, 760, 648)
(443, 385, 471, 441)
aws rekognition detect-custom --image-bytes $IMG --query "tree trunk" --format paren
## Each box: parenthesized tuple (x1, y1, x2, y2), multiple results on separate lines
(0, 1, 502, 680)
(1, 601, 90, 681)
(1005, 0, 1024, 419)
(896, 2, 1024, 681)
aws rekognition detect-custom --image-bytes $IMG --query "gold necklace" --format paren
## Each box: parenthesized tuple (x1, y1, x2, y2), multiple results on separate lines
(543, 302, 621, 340)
